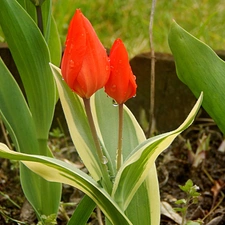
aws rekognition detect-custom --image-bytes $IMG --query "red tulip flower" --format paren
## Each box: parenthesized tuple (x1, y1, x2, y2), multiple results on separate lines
(105, 39, 137, 104)
(61, 9, 110, 99)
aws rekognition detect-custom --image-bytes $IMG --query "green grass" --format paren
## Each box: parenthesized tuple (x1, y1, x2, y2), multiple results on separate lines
(1, 1, 224, 58)
(52, 0, 225, 58)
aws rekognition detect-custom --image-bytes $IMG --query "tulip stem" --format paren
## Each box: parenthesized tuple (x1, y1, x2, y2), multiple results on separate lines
(117, 103, 124, 171)
(83, 98, 112, 192)
(36, 5, 44, 34)
(83, 98, 105, 163)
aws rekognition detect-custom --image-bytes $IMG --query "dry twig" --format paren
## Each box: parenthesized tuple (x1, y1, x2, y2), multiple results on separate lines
(148, 0, 157, 137)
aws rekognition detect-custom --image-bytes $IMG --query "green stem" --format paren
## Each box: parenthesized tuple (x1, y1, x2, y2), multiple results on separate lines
(181, 197, 190, 225)
(117, 104, 124, 171)
(83, 98, 105, 163)
(83, 98, 112, 192)
(36, 5, 44, 34)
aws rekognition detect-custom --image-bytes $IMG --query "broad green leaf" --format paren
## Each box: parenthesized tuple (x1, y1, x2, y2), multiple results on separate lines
(125, 166, 160, 225)
(0, 0, 56, 140)
(112, 93, 203, 210)
(50, 64, 108, 186)
(16, 0, 36, 21)
(168, 21, 225, 134)
(0, 143, 132, 225)
(0, 1, 61, 218)
(0, 57, 61, 221)
(20, 163, 61, 221)
(0, 58, 37, 154)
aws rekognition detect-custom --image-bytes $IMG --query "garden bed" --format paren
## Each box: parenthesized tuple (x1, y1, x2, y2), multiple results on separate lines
(1, 116, 225, 224)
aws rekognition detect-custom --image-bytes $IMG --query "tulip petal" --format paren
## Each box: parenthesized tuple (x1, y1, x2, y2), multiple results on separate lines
(61, 9, 110, 99)
(77, 48, 109, 98)
(61, 9, 86, 90)
(105, 39, 137, 104)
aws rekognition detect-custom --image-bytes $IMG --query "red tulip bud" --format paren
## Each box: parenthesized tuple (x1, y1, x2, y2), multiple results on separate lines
(105, 39, 137, 104)
(61, 9, 110, 99)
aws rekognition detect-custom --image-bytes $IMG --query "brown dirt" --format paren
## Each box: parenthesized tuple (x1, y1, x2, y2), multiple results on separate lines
(158, 117, 225, 225)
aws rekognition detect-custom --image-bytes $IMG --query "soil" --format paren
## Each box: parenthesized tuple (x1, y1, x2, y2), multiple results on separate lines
(0, 114, 225, 225)
(158, 117, 225, 225)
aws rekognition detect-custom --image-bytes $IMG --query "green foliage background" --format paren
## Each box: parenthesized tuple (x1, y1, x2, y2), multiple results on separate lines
(52, 0, 225, 57)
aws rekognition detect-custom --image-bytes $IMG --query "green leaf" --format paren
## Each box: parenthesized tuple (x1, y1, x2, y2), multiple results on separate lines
(20, 163, 61, 221)
(0, 58, 61, 220)
(41, 0, 52, 41)
(0, 143, 132, 225)
(186, 221, 201, 225)
(67, 195, 96, 225)
(168, 21, 225, 134)
(125, 167, 160, 225)
(16, 0, 36, 21)
(0, 58, 37, 154)
(173, 207, 187, 213)
(0, 1, 61, 218)
(112, 93, 203, 210)
(0, 0, 56, 140)
(48, 16, 62, 66)
(179, 179, 194, 193)
(175, 199, 187, 205)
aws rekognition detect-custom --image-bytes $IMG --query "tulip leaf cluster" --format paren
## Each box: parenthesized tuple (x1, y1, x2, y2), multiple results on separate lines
(0, 0, 61, 221)
(0, 86, 202, 224)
